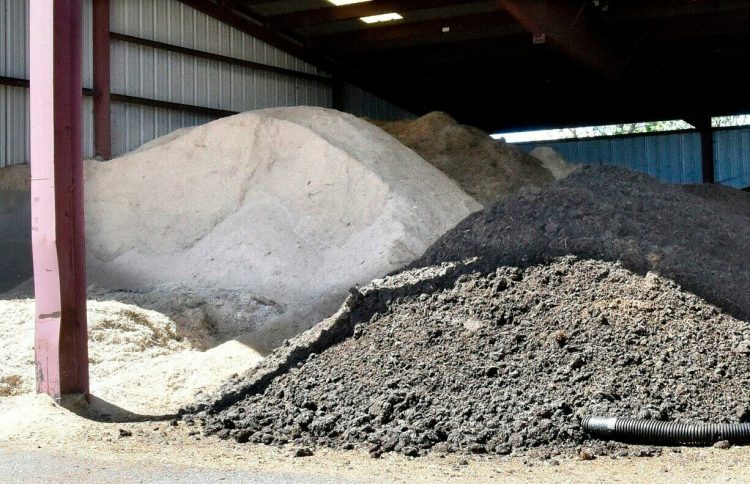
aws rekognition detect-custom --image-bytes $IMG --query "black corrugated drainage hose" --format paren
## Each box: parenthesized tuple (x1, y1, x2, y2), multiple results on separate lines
(582, 416, 750, 445)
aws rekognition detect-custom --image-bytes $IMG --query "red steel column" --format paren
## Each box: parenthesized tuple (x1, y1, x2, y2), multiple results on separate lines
(93, 0, 111, 160)
(30, 0, 89, 400)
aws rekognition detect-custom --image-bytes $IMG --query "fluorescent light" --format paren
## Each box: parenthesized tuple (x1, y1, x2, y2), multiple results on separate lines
(328, 0, 371, 5)
(360, 12, 403, 24)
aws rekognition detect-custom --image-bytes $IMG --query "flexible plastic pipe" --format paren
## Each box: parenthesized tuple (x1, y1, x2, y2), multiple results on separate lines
(582, 416, 750, 445)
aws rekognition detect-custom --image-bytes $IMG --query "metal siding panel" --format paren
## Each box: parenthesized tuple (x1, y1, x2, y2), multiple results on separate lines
(1, 0, 28, 78)
(82, 95, 94, 159)
(82, 0, 93, 88)
(0, 85, 29, 167)
(715, 128, 750, 188)
(692, 133, 702, 183)
(664, 136, 677, 183)
(742, 130, 750, 188)
(634, 138, 647, 173)
(0, 86, 7, 167)
(517, 132, 714, 185)
(609, 138, 623, 168)
(0, 0, 6, 76)
(715, 130, 730, 186)
(644, 135, 658, 179)
(111, 101, 127, 156)
(343, 83, 413, 121)
(109, 100, 219, 157)
(596, 139, 611, 165)
(556, 142, 578, 164)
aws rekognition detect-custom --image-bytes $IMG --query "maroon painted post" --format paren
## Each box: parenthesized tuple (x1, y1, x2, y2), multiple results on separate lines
(29, 0, 89, 401)
(93, 0, 112, 160)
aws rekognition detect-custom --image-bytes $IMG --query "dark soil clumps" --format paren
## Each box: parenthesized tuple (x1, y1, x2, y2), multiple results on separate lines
(198, 257, 750, 458)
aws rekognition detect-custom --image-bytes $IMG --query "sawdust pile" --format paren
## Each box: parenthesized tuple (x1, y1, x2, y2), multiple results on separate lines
(1, 107, 480, 352)
(530, 147, 577, 180)
(84, 107, 480, 349)
(371, 112, 557, 205)
(0, 294, 262, 414)
(0, 106, 480, 414)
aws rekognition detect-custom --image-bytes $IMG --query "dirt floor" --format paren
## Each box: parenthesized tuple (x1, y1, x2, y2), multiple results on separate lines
(1, 395, 749, 483)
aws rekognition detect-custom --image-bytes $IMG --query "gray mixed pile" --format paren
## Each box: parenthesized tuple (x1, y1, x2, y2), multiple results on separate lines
(192, 166, 750, 458)
(416, 165, 750, 322)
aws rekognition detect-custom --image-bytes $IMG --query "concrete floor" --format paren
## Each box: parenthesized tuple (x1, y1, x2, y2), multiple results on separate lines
(0, 448, 358, 484)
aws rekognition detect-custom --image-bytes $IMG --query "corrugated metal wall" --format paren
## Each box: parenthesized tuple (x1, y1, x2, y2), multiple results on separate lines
(0, 0, 29, 167)
(516, 131, 704, 184)
(344, 84, 415, 122)
(0, 86, 29, 166)
(107, 0, 335, 153)
(714, 128, 750, 189)
(0, 0, 28, 79)
(517, 131, 704, 184)
(0, 0, 412, 166)
(517, 130, 750, 188)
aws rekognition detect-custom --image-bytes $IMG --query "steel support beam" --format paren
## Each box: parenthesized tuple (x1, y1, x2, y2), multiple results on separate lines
(700, 126, 716, 184)
(497, 0, 625, 79)
(93, 0, 111, 160)
(689, 116, 716, 184)
(30, 0, 89, 401)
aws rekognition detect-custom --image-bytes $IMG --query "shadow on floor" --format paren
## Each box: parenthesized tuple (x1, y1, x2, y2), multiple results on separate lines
(61, 393, 178, 423)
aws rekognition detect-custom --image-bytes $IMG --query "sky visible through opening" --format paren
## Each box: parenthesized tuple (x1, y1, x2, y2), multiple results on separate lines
(494, 114, 750, 143)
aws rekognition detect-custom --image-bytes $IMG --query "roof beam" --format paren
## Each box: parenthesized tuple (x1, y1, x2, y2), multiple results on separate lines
(495, 0, 734, 125)
(497, 0, 626, 79)
(237, 0, 286, 6)
(311, 11, 523, 52)
(178, 0, 321, 66)
(602, 0, 750, 22)
(269, 0, 479, 30)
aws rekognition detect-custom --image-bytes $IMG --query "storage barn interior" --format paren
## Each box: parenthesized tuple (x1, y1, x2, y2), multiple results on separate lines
(1, 0, 750, 480)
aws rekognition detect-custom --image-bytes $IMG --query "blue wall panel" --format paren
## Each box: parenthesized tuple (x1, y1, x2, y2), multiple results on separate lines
(518, 129, 750, 188)
(714, 128, 750, 189)
(516, 131, 705, 185)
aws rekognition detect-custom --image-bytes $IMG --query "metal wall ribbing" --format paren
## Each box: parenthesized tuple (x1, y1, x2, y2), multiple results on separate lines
(517, 129, 750, 188)
(0, 0, 412, 166)
(343, 84, 415, 122)
(0, 0, 28, 79)
(0, 0, 29, 167)
(714, 128, 750, 189)
(108, 0, 334, 153)
(516, 131, 704, 185)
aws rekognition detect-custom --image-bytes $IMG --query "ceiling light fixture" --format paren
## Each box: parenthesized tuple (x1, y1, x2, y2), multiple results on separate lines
(360, 12, 403, 24)
(328, 0, 371, 5)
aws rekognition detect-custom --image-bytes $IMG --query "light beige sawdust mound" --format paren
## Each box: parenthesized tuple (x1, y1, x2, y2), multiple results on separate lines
(84, 107, 480, 348)
(530, 147, 578, 180)
(0, 297, 262, 414)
